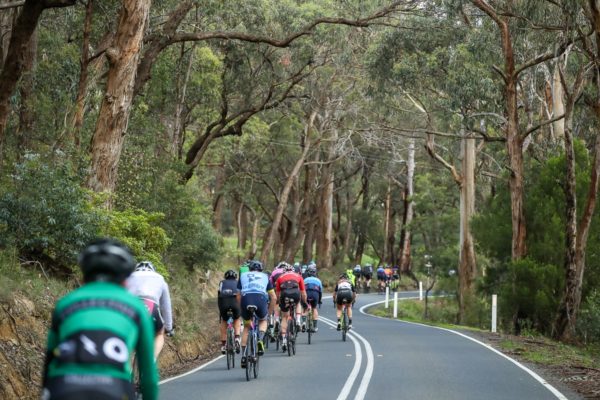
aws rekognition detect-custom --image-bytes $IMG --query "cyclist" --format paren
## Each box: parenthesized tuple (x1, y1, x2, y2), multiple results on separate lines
(391, 265, 400, 289)
(218, 269, 241, 354)
(269, 262, 287, 333)
(353, 264, 362, 288)
(362, 263, 373, 290)
(238, 260, 276, 368)
(303, 264, 323, 332)
(126, 260, 174, 359)
(376, 265, 386, 291)
(42, 239, 158, 400)
(345, 266, 356, 286)
(239, 260, 250, 276)
(384, 265, 393, 288)
(334, 273, 356, 330)
(275, 263, 307, 351)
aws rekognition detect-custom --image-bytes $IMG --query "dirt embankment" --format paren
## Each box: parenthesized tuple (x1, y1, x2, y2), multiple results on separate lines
(0, 270, 222, 400)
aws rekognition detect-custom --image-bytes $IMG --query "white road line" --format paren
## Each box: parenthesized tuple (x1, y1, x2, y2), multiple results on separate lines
(159, 355, 224, 385)
(319, 317, 363, 400)
(321, 294, 375, 400)
(359, 298, 569, 400)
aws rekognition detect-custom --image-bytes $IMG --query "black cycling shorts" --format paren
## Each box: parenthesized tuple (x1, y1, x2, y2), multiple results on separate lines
(306, 289, 320, 308)
(241, 293, 269, 321)
(336, 289, 353, 305)
(377, 273, 386, 280)
(142, 298, 164, 334)
(353, 270, 362, 278)
(279, 289, 301, 312)
(44, 375, 135, 400)
(218, 296, 241, 321)
(363, 272, 372, 280)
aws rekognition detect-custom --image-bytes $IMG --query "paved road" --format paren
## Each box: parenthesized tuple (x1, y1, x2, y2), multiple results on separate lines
(159, 291, 570, 400)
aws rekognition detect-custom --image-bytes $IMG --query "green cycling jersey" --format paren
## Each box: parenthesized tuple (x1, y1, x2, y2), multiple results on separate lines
(345, 269, 356, 286)
(43, 281, 158, 400)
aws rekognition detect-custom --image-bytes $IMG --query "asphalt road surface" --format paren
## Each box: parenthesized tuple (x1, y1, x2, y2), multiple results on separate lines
(159, 291, 570, 400)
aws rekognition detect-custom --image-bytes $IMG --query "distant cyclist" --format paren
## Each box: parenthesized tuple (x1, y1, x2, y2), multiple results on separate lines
(353, 264, 362, 288)
(303, 264, 323, 332)
(269, 262, 287, 332)
(345, 266, 356, 286)
(238, 260, 276, 368)
(276, 263, 307, 351)
(362, 263, 373, 290)
(126, 260, 174, 359)
(239, 260, 250, 276)
(334, 273, 356, 330)
(42, 239, 158, 400)
(376, 265, 386, 291)
(218, 269, 241, 354)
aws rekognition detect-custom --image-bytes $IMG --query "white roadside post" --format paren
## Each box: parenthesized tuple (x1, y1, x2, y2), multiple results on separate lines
(393, 291, 398, 318)
(491, 294, 498, 333)
(385, 286, 390, 308)
(419, 281, 423, 300)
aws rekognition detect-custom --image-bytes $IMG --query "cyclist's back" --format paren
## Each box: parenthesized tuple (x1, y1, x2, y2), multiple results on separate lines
(43, 239, 158, 400)
(127, 267, 173, 333)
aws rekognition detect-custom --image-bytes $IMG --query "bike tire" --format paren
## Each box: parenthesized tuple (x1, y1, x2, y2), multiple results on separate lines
(253, 348, 259, 379)
(287, 319, 293, 356)
(245, 334, 253, 381)
(226, 328, 233, 370)
(342, 309, 348, 342)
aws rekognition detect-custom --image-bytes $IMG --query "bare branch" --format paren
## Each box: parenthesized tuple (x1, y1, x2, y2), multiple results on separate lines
(521, 114, 565, 139)
(0, 1, 24, 9)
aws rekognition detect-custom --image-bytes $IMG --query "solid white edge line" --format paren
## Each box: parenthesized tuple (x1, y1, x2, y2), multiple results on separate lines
(159, 355, 225, 385)
(319, 316, 363, 400)
(359, 298, 569, 400)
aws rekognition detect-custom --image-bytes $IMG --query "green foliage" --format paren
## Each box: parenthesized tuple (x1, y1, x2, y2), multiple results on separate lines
(99, 208, 170, 275)
(0, 154, 101, 271)
(480, 258, 563, 335)
(577, 290, 600, 344)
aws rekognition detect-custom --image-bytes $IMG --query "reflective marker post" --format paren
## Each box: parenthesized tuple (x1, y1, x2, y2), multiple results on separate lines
(385, 286, 389, 309)
(491, 294, 497, 333)
(393, 291, 398, 318)
(419, 281, 423, 300)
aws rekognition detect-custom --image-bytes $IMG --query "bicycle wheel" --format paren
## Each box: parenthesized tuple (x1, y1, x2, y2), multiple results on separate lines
(226, 328, 233, 370)
(245, 334, 253, 381)
(307, 309, 313, 344)
(342, 308, 348, 342)
(287, 319, 293, 356)
(253, 342, 259, 379)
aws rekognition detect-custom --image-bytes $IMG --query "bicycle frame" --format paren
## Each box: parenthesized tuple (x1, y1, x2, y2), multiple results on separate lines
(243, 306, 260, 381)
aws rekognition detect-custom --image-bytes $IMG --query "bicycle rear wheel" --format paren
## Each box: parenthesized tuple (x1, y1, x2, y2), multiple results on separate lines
(226, 328, 234, 370)
(342, 308, 348, 342)
(287, 319, 293, 356)
(253, 347, 259, 379)
(245, 334, 253, 381)
(307, 315, 312, 344)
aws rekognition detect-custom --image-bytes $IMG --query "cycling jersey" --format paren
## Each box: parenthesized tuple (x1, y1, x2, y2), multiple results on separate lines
(218, 279, 241, 321)
(43, 282, 158, 400)
(303, 276, 323, 292)
(238, 271, 273, 321)
(276, 272, 305, 293)
(270, 267, 285, 286)
(126, 270, 173, 331)
(334, 279, 354, 305)
(376, 267, 386, 280)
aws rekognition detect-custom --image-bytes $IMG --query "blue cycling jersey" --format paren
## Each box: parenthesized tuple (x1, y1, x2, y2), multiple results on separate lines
(238, 271, 273, 297)
(303, 277, 323, 292)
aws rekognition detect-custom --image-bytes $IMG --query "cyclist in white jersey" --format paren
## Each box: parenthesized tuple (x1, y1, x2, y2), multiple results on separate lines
(126, 261, 174, 359)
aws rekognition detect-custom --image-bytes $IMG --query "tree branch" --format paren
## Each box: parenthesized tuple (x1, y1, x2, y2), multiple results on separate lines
(521, 114, 565, 138)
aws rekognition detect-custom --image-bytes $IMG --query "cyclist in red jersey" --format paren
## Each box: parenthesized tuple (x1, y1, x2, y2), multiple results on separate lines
(275, 263, 306, 351)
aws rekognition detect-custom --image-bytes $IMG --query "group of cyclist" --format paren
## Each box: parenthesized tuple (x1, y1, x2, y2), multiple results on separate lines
(42, 238, 174, 400)
(345, 263, 400, 292)
(217, 259, 359, 367)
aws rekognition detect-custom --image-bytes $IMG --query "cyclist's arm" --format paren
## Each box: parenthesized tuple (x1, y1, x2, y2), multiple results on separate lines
(160, 280, 173, 332)
(267, 289, 276, 312)
(299, 278, 307, 302)
(137, 308, 159, 400)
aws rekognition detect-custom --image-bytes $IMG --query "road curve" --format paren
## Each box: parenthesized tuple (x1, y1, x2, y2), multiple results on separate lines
(159, 291, 571, 400)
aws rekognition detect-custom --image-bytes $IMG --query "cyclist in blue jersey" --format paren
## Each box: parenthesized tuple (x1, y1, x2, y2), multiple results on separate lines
(237, 260, 276, 368)
(302, 264, 323, 332)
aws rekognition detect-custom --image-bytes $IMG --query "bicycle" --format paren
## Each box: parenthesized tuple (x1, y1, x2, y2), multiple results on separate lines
(225, 310, 236, 370)
(306, 303, 314, 345)
(282, 297, 297, 356)
(243, 305, 260, 381)
(340, 299, 349, 342)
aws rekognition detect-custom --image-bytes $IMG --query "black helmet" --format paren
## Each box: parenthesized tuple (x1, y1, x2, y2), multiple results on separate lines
(248, 260, 263, 272)
(224, 269, 238, 280)
(78, 238, 135, 283)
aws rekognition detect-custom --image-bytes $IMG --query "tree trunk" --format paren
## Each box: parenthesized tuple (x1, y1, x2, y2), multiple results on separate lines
(343, 186, 354, 262)
(172, 42, 195, 159)
(236, 202, 248, 251)
(458, 134, 477, 322)
(248, 211, 261, 260)
(260, 134, 312, 264)
(399, 139, 415, 273)
(15, 26, 37, 152)
(212, 162, 226, 232)
(69, 0, 94, 149)
(354, 160, 372, 264)
(551, 64, 565, 141)
(86, 0, 151, 198)
(315, 165, 333, 269)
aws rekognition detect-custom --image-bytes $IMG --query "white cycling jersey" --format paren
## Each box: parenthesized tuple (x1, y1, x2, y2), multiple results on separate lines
(126, 270, 173, 331)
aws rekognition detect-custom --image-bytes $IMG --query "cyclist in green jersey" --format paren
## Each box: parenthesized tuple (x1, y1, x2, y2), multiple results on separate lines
(42, 239, 158, 400)
(239, 260, 250, 276)
(345, 267, 356, 286)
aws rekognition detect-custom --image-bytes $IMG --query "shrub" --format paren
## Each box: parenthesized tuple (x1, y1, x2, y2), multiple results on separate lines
(577, 290, 600, 344)
(0, 154, 101, 272)
(99, 208, 171, 276)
